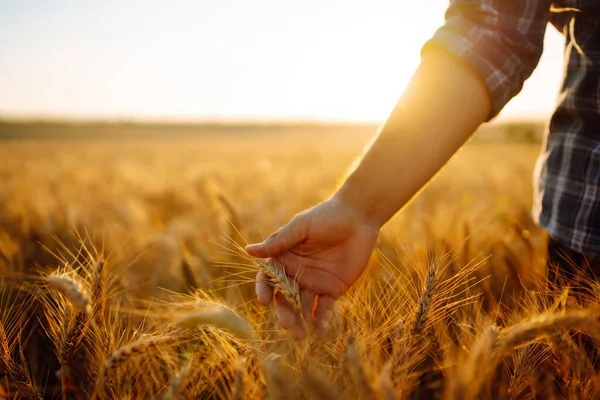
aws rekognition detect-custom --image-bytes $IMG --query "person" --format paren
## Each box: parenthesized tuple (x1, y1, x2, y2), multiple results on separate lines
(245, 1, 600, 341)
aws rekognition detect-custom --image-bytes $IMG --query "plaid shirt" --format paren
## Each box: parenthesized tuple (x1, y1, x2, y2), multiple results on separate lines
(424, 1, 600, 255)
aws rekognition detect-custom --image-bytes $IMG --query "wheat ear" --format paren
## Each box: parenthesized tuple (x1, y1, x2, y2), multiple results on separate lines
(45, 274, 92, 315)
(447, 324, 499, 400)
(181, 255, 200, 290)
(255, 258, 301, 314)
(497, 311, 597, 355)
(550, 333, 595, 377)
(508, 344, 548, 399)
(59, 312, 88, 367)
(173, 305, 253, 341)
(379, 362, 397, 400)
(95, 336, 176, 394)
(91, 259, 105, 322)
(264, 353, 294, 400)
(344, 339, 376, 399)
(303, 369, 349, 400)
(162, 356, 193, 400)
(411, 263, 439, 337)
(0, 319, 9, 371)
(393, 263, 439, 379)
(231, 357, 246, 400)
(0, 319, 35, 397)
(57, 310, 88, 400)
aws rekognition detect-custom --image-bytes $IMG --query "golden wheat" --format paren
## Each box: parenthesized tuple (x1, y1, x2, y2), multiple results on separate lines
(162, 356, 193, 400)
(447, 324, 499, 400)
(344, 338, 377, 399)
(45, 273, 92, 315)
(498, 311, 598, 355)
(173, 305, 253, 341)
(255, 258, 302, 315)
(2, 135, 598, 399)
(96, 336, 177, 393)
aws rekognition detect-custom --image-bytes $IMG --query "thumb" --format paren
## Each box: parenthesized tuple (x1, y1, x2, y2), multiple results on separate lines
(245, 215, 306, 258)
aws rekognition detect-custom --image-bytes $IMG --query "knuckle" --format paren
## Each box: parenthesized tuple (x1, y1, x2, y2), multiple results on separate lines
(289, 213, 305, 227)
(269, 230, 280, 239)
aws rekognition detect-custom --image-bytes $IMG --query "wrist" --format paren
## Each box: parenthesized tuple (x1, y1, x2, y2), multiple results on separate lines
(332, 177, 383, 230)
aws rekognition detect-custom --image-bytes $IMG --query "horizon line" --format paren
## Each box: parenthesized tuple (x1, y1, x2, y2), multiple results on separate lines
(0, 113, 549, 127)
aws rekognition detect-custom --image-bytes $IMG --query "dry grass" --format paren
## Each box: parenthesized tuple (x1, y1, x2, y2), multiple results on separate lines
(0, 131, 597, 399)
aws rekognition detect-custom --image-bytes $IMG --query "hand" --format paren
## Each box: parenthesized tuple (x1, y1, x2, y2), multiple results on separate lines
(245, 195, 379, 340)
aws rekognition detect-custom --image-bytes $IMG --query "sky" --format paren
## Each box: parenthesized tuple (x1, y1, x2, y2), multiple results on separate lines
(0, 0, 566, 123)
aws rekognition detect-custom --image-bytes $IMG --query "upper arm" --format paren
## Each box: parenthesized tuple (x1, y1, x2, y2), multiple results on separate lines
(422, 0, 553, 120)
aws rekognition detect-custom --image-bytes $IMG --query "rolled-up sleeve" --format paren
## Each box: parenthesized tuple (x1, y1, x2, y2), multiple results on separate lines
(422, 0, 552, 120)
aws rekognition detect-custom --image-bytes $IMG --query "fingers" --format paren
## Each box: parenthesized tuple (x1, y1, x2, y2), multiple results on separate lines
(255, 270, 273, 306)
(300, 289, 317, 322)
(274, 292, 296, 329)
(245, 215, 307, 258)
(314, 295, 335, 338)
(274, 292, 307, 340)
(288, 289, 316, 341)
(275, 253, 347, 298)
(290, 314, 307, 341)
(274, 295, 336, 341)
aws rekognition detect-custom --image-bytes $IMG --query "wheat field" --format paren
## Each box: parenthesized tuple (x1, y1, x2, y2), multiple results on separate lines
(1, 124, 598, 399)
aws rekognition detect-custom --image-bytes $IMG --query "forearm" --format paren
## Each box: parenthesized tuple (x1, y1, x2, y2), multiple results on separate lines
(334, 49, 491, 228)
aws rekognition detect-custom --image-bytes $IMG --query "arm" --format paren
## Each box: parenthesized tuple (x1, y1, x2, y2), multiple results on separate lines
(335, 50, 490, 229)
(247, 0, 552, 341)
(338, 0, 554, 227)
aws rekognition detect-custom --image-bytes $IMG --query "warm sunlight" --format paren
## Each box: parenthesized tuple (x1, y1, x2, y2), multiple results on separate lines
(0, 1, 565, 122)
(5, 3, 600, 400)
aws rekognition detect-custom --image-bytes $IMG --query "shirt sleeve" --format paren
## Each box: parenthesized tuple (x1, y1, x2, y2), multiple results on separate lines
(422, 0, 553, 120)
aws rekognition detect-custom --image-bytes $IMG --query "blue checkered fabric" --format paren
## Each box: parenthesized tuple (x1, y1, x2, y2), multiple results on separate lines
(424, 1, 600, 255)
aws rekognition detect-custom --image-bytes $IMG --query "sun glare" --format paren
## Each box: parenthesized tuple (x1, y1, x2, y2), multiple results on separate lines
(0, 1, 566, 122)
